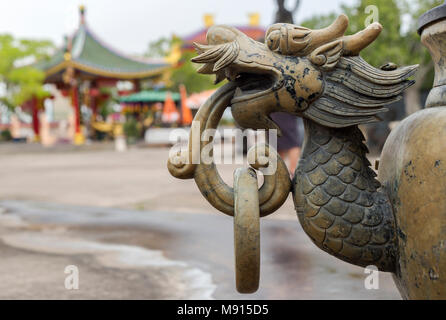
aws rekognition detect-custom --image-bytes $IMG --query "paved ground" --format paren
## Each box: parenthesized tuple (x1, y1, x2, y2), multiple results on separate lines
(0, 142, 400, 299)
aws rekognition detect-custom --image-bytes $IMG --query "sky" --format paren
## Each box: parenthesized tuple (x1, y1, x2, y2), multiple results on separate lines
(0, 0, 356, 55)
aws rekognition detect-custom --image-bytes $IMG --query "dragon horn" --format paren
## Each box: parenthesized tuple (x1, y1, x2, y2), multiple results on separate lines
(306, 14, 349, 48)
(342, 22, 383, 56)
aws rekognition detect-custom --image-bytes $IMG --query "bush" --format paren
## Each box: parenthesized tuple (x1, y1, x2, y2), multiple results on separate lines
(123, 117, 141, 144)
(0, 129, 12, 142)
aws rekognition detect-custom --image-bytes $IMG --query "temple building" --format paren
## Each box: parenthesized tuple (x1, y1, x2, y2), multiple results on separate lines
(181, 13, 265, 50)
(33, 6, 169, 144)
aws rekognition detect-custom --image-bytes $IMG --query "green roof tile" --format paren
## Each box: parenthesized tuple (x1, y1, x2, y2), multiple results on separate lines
(75, 26, 166, 73)
(35, 23, 168, 80)
(120, 91, 180, 103)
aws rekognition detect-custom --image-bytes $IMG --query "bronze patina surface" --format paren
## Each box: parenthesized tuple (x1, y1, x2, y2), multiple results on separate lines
(168, 10, 446, 299)
(233, 168, 260, 293)
(379, 108, 446, 299)
(376, 3, 446, 299)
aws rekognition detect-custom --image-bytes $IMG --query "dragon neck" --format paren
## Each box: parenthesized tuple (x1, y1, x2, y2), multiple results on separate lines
(293, 118, 397, 272)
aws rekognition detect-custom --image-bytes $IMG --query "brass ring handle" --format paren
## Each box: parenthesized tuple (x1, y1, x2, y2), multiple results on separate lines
(168, 83, 291, 217)
(233, 167, 260, 294)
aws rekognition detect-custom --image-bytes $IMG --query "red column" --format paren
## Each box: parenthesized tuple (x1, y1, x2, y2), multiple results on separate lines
(31, 96, 40, 140)
(133, 79, 141, 93)
(71, 85, 80, 134)
(71, 83, 85, 145)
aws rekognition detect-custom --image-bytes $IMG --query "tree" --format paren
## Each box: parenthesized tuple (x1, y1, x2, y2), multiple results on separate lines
(145, 37, 217, 93)
(301, 0, 443, 115)
(0, 35, 54, 109)
(170, 50, 220, 93)
(145, 37, 173, 59)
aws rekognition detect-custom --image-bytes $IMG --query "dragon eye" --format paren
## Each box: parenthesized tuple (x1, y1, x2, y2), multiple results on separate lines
(266, 30, 281, 52)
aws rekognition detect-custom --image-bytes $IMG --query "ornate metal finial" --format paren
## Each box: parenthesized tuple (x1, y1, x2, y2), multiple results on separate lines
(203, 14, 214, 28)
(248, 13, 260, 26)
(79, 5, 86, 25)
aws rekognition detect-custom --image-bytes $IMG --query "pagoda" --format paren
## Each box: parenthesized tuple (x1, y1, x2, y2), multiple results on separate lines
(33, 6, 169, 144)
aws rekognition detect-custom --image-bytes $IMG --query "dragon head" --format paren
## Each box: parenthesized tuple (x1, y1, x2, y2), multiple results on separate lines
(192, 14, 418, 132)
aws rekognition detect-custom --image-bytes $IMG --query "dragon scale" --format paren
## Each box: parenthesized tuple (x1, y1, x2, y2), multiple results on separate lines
(294, 119, 397, 271)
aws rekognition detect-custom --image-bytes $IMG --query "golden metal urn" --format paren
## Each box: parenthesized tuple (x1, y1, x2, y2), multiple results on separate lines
(376, 2, 446, 299)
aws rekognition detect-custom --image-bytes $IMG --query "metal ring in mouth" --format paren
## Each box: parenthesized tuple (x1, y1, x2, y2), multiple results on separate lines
(233, 167, 260, 294)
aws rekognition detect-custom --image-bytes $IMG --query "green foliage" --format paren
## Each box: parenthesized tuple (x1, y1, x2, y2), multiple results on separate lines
(301, 0, 443, 90)
(146, 37, 218, 93)
(170, 50, 220, 93)
(301, 12, 340, 30)
(123, 117, 141, 143)
(341, 0, 441, 67)
(342, 0, 404, 67)
(97, 87, 118, 119)
(0, 129, 12, 141)
(7, 66, 47, 106)
(399, 0, 444, 67)
(145, 37, 178, 58)
(0, 34, 53, 108)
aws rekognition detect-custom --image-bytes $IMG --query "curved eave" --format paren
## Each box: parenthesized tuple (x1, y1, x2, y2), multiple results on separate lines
(44, 60, 170, 81)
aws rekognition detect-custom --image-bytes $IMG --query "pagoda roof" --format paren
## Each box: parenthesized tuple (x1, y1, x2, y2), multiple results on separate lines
(35, 8, 169, 82)
(182, 25, 265, 49)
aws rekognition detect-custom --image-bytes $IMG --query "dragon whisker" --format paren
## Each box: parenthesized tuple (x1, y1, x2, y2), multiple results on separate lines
(192, 41, 240, 73)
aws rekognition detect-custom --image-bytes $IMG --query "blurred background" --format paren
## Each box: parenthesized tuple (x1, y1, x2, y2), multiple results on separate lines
(0, 0, 440, 299)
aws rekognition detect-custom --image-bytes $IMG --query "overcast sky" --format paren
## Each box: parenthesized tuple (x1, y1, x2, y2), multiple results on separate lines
(0, 0, 356, 55)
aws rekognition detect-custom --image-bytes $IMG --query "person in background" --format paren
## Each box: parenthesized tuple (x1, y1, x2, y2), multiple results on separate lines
(270, 113, 303, 177)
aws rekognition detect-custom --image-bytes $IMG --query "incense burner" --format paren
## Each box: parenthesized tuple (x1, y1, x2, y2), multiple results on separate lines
(168, 9, 446, 299)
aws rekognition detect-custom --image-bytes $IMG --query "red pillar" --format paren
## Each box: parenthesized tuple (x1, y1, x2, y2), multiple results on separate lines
(133, 79, 141, 93)
(31, 96, 40, 140)
(71, 84, 84, 145)
(71, 85, 80, 134)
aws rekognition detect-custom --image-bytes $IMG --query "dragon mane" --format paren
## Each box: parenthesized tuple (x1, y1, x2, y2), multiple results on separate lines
(305, 56, 418, 128)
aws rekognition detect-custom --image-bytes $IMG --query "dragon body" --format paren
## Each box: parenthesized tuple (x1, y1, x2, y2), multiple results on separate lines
(295, 119, 396, 271)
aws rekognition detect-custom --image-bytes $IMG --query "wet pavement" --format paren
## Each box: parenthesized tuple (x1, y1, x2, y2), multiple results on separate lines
(0, 145, 399, 299)
(0, 200, 401, 299)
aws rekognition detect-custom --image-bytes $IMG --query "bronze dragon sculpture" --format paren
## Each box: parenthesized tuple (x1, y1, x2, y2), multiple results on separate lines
(168, 13, 446, 299)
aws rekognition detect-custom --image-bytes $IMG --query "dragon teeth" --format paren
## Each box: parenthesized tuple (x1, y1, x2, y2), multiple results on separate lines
(225, 69, 238, 81)
(214, 73, 225, 84)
